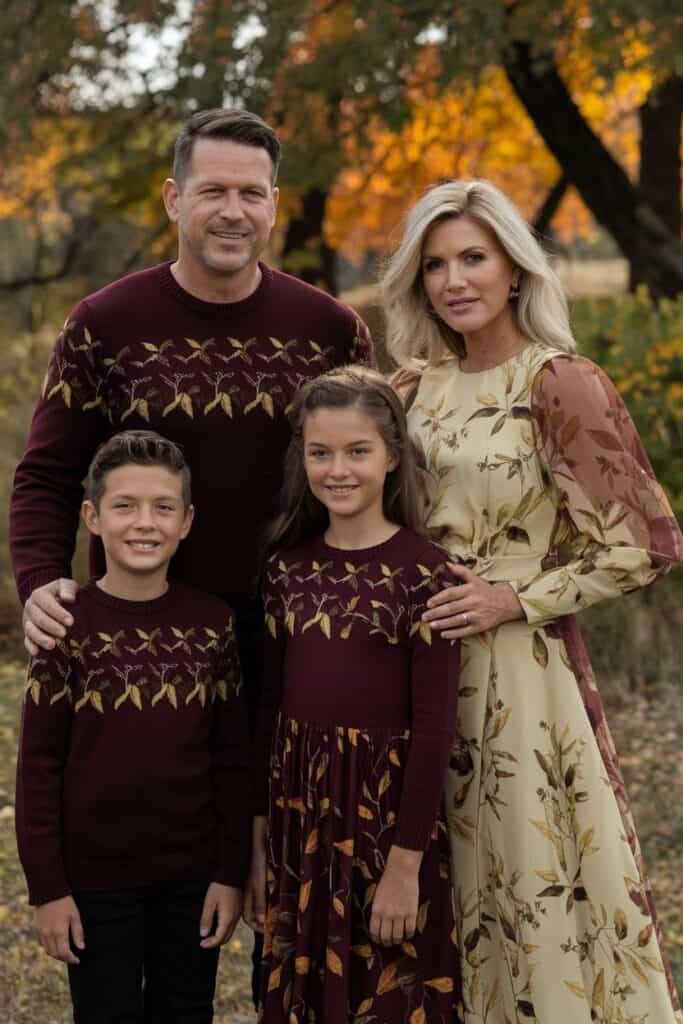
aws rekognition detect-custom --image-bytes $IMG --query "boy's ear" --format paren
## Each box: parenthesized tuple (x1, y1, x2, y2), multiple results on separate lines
(81, 500, 100, 535)
(180, 504, 195, 540)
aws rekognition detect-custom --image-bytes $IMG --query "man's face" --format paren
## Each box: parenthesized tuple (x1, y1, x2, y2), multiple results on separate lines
(163, 137, 279, 290)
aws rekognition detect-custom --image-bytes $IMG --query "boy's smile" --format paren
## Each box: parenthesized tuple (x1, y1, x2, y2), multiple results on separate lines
(82, 465, 194, 600)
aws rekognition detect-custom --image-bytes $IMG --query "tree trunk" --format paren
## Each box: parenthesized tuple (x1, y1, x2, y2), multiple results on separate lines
(532, 173, 569, 245)
(281, 187, 337, 294)
(631, 75, 683, 289)
(502, 40, 683, 299)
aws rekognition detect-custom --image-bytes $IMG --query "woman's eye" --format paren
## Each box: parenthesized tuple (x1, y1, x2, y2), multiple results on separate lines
(351, 448, 370, 456)
(465, 252, 484, 264)
(423, 259, 442, 272)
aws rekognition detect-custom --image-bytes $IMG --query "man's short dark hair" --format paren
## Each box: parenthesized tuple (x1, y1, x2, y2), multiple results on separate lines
(85, 431, 192, 510)
(173, 108, 282, 187)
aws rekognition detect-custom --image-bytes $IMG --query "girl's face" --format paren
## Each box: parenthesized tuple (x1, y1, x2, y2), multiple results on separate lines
(421, 214, 518, 343)
(303, 405, 398, 529)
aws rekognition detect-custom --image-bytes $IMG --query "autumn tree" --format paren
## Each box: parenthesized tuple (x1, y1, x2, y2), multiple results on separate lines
(199, 0, 683, 296)
(1, 0, 681, 298)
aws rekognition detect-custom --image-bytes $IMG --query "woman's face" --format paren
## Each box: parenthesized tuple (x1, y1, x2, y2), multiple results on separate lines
(421, 215, 518, 342)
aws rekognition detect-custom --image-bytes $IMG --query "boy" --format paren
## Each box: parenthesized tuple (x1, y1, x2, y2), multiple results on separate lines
(15, 430, 250, 1024)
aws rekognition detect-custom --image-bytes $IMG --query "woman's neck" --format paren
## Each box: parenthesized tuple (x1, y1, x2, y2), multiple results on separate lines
(460, 314, 528, 372)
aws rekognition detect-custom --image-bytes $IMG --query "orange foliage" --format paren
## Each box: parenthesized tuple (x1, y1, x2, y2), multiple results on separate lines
(327, 55, 652, 262)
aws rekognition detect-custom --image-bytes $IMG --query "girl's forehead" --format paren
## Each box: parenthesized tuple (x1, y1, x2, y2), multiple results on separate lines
(303, 405, 384, 440)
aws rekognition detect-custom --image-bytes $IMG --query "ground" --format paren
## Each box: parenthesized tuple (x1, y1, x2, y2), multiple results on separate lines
(0, 660, 680, 1022)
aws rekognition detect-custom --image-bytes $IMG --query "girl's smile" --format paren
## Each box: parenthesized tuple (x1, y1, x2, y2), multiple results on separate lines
(303, 405, 398, 543)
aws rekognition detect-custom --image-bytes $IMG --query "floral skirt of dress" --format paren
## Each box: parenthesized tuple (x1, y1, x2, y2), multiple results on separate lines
(445, 615, 682, 1024)
(259, 714, 463, 1023)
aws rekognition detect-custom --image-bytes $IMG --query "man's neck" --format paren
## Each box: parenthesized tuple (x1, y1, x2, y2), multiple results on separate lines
(169, 259, 262, 304)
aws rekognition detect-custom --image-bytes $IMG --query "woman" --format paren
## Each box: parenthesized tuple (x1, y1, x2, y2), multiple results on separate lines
(381, 179, 683, 1024)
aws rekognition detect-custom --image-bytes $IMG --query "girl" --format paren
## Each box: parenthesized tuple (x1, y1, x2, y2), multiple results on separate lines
(245, 366, 462, 1023)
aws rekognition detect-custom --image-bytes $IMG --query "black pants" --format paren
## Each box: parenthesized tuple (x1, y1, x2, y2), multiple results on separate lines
(68, 875, 219, 1024)
(224, 592, 264, 1007)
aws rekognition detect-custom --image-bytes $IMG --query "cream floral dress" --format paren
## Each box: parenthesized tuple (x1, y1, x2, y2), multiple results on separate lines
(406, 343, 683, 1024)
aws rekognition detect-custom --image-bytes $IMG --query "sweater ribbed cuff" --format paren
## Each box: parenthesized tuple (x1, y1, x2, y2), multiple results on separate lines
(17, 568, 73, 607)
(28, 877, 72, 907)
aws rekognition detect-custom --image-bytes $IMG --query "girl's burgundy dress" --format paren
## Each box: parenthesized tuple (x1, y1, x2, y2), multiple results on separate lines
(254, 528, 463, 1023)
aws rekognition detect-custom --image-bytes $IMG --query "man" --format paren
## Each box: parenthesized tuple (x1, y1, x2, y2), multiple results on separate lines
(12, 107, 372, 722)
(10, 107, 372, 1003)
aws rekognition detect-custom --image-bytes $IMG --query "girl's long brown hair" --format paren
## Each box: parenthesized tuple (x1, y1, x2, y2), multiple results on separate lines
(266, 365, 427, 552)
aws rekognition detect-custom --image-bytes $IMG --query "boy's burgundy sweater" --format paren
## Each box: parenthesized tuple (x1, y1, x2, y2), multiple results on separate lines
(15, 580, 250, 906)
(10, 262, 372, 603)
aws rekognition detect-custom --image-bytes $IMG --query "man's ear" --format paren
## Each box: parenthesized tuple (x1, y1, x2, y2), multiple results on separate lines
(81, 500, 101, 536)
(162, 177, 180, 222)
(180, 504, 195, 540)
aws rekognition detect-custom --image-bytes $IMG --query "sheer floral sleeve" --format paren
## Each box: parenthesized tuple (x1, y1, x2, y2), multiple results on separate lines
(512, 354, 683, 625)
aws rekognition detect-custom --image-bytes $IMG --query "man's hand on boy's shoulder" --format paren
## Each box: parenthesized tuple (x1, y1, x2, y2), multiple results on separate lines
(23, 578, 79, 656)
(199, 882, 243, 949)
(35, 894, 85, 964)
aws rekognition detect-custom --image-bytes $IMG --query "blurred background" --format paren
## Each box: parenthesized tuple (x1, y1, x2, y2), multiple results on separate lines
(0, 2, 681, 1020)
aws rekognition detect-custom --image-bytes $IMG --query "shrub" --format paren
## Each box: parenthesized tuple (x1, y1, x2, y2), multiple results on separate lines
(571, 289, 683, 521)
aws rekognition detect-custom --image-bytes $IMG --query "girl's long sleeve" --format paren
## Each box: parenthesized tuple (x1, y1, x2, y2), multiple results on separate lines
(251, 554, 287, 815)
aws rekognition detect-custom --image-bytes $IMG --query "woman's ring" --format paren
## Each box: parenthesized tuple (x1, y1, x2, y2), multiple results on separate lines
(461, 612, 469, 626)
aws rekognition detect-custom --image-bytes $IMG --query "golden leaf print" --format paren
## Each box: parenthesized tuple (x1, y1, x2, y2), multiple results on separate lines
(406, 345, 682, 1022)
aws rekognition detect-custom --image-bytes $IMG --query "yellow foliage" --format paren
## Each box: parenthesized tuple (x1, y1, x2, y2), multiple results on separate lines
(327, 34, 655, 261)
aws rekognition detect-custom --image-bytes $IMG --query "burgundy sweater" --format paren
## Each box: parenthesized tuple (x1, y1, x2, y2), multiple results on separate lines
(255, 529, 461, 851)
(15, 580, 250, 905)
(10, 262, 372, 602)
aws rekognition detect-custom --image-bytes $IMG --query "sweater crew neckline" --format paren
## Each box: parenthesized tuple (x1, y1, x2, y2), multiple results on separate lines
(317, 527, 405, 562)
(157, 261, 273, 318)
(83, 579, 180, 616)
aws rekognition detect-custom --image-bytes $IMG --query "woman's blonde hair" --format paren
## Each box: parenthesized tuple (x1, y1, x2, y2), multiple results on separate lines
(266, 365, 427, 551)
(381, 179, 576, 366)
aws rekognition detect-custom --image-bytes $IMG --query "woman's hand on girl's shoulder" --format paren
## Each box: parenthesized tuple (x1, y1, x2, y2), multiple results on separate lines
(423, 562, 524, 639)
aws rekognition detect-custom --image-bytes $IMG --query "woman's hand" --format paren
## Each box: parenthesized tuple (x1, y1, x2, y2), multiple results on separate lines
(423, 562, 524, 639)
(243, 816, 268, 933)
(369, 846, 421, 947)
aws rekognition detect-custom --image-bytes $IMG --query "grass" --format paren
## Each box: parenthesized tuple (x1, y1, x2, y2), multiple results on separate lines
(0, 660, 681, 1020)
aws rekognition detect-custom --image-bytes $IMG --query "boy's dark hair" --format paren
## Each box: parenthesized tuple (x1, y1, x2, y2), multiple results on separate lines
(173, 108, 282, 187)
(85, 431, 192, 510)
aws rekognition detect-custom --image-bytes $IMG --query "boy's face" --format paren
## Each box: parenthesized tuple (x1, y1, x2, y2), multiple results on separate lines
(82, 465, 193, 584)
